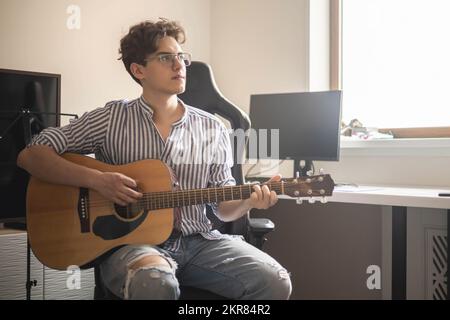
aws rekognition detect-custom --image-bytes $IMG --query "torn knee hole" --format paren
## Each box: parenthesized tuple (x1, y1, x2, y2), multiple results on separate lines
(128, 255, 171, 271)
(124, 266, 175, 300)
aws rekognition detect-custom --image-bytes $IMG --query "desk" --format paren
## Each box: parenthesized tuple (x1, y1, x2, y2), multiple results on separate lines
(279, 185, 450, 300)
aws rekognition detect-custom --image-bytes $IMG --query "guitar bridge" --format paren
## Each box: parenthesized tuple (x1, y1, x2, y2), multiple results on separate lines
(78, 188, 90, 233)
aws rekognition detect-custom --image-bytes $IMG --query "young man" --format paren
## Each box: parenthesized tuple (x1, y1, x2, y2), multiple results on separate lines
(17, 19, 292, 300)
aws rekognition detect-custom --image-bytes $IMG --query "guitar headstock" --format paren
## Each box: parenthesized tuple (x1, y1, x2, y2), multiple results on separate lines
(281, 174, 335, 204)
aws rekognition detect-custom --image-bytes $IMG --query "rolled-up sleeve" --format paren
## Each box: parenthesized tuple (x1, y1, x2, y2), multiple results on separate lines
(27, 104, 112, 155)
(207, 124, 236, 218)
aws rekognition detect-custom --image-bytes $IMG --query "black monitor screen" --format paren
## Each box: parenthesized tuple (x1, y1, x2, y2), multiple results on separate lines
(0, 69, 61, 223)
(249, 91, 342, 161)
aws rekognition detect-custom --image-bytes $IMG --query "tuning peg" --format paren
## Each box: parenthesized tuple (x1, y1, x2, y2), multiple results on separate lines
(296, 198, 303, 205)
(306, 170, 313, 176)
(295, 171, 300, 179)
(319, 168, 325, 175)
(320, 197, 328, 204)
(308, 197, 316, 204)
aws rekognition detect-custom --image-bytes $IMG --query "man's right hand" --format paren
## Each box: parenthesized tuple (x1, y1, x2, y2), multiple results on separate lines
(91, 172, 143, 206)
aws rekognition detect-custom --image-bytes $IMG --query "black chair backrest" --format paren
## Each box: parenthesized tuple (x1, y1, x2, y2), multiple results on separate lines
(178, 61, 250, 235)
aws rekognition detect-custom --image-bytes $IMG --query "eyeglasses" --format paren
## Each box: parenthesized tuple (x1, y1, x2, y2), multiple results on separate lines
(145, 52, 192, 67)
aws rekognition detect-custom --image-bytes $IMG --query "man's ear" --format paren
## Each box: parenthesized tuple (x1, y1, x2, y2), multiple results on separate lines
(130, 62, 146, 82)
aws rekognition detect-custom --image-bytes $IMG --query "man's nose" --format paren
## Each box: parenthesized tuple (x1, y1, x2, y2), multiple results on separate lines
(172, 56, 184, 70)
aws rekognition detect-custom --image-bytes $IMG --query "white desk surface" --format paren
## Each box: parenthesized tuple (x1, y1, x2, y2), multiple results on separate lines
(279, 185, 450, 209)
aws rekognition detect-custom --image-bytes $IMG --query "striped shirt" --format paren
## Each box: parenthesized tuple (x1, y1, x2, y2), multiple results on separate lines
(28, 96, 237, 251)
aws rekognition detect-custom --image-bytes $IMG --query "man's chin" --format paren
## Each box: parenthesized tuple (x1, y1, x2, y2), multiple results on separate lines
(172, 85, 186, 95)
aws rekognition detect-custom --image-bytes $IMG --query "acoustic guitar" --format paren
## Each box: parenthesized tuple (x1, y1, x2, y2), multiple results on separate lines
(26, 153, 335, 270)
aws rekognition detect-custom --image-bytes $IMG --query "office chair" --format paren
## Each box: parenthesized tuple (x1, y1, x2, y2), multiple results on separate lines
(93, 61, 275, 300)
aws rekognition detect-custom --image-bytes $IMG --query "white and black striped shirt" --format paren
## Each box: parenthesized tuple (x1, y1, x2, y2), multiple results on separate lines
(28, 96, 237, 251)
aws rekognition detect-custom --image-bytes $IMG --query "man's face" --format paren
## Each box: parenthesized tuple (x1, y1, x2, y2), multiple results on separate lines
(137, 36, 187, 95)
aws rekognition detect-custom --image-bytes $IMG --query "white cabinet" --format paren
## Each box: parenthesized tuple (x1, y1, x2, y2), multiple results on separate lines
(0, 229, 94, 300)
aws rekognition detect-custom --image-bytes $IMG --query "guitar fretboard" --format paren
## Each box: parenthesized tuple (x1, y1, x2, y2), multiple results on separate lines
(139, 182, 284, 210)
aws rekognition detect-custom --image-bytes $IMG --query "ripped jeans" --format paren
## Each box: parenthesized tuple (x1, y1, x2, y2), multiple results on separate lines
(99, 234, 292, 300)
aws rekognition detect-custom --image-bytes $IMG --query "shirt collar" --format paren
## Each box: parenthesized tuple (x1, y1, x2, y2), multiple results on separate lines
(138, 95, 189, 126)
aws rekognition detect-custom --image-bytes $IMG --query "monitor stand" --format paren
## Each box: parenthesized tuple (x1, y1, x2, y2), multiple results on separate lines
(293, 159, 313, 178)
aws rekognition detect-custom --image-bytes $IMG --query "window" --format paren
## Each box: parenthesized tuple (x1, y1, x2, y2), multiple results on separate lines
(335, 0, 450, 137)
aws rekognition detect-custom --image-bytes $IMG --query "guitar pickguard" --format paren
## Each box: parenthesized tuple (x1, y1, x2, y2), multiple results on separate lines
(92, 211, 149, 240)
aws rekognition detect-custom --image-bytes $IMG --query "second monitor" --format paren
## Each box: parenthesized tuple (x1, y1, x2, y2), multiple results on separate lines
(248, 90, 342, 177)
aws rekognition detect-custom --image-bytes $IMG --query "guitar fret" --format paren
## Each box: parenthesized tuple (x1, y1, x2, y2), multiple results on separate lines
(163, 192, 166, 209)
(166, 192, 170, 208)
(157, 192, 159, 209)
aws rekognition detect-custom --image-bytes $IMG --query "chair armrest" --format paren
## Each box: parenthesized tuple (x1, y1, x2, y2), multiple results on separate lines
(246, 218, 275, 250)
(248, 218, 275, 234)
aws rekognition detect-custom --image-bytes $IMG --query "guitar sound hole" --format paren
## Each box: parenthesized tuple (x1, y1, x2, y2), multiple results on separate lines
(114, 203, 143, 221)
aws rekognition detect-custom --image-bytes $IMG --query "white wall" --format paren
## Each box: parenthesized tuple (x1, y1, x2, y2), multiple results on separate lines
(210, 0, 309, 114)
(307, 0, 330, 91)
(0, 0, 211, 122)
(317, 153, 450, 188)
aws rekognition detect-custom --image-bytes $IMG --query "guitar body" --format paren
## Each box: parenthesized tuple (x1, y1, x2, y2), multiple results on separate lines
(27, 153, 175, 270)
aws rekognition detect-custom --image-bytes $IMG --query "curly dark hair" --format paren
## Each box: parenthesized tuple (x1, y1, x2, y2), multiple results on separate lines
(118, 18, 186, 85)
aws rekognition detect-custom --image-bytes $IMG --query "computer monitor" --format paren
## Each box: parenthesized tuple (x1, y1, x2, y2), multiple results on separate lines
(248, 91, 342, 177)
(0, 69, 61, 223)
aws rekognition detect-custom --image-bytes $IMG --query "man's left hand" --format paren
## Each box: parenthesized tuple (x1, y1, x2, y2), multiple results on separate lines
(245, 174, 282, 210)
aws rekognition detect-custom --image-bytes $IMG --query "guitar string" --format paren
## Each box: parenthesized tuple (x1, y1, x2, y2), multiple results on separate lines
(85, 180, 324, 208)
(85, 180, 327, 209)
(85, 181, 292, 207)
(86, 184, 280, 208)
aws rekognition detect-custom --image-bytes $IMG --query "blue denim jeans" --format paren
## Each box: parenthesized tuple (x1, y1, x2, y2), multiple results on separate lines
(99, 234, 292, 300)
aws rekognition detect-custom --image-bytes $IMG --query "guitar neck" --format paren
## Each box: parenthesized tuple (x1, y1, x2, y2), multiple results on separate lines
(138, 181, 284, 210)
